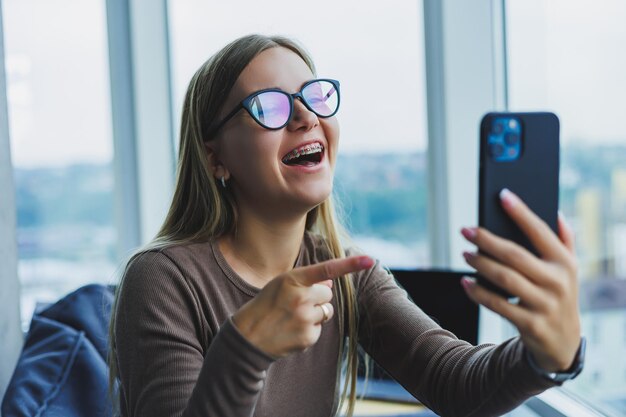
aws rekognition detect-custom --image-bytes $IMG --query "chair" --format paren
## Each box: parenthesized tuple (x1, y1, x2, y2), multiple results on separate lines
(1, 284, 114, 417)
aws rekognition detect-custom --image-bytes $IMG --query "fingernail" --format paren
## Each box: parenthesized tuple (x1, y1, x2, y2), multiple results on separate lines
(461, 276, 477, 291)
(461, 227, 477, 241)
(500, 188, 517, 209)
(359, 256, 374, 268)
(462, 251, 476, 262)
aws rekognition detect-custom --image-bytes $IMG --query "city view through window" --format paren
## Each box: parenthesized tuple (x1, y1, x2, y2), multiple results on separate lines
(4, 0, 117, 326)
(507, 0, 626, 413)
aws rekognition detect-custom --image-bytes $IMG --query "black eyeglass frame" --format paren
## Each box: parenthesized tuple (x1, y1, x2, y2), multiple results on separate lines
(206, 78, 340, 140)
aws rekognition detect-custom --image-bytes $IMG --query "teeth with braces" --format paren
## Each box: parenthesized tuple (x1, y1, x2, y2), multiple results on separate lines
(283, 143, 324, 162)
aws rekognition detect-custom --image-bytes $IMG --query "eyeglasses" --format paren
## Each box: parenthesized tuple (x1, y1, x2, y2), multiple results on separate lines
(207, 78, 340, 139)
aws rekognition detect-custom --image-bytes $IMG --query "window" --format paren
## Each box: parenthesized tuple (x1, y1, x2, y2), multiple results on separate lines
(507, 0, 626, 414)
(167, 0, 429, 268)
(4, 0, 117, 327)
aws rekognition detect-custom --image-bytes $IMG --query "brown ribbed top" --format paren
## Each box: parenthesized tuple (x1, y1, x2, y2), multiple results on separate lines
(114, 232, 558, 417)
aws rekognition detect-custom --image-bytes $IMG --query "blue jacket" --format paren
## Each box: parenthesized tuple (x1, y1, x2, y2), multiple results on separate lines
(2, 284, 115, 417)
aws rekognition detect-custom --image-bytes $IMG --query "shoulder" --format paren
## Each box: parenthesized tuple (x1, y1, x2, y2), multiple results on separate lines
(119, 250, 181, 300)
(124, 240, 215, 283)
(119, 245, 205, 308)
(116, 247, 207, 333)
(120, 250, 178, 292)
(125, 249, 177, 275)
(301, 231, 334, 263)
(352, 256, 398, 299)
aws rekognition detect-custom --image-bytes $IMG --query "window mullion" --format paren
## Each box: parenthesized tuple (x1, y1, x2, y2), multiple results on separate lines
(0, 0, 23, 398)
(423, 0, 509, 343)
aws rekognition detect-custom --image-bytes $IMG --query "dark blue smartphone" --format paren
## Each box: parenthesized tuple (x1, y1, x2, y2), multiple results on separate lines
(478, 112, 560, 299)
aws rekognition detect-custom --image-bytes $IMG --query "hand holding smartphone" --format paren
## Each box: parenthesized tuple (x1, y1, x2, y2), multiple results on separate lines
(477, 112, 560, 298)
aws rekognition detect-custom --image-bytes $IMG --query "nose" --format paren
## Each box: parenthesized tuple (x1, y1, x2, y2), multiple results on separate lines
(288, 97, 318, 131)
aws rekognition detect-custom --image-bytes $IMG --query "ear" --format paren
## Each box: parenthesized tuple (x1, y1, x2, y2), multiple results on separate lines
(204, 141, 231, 181)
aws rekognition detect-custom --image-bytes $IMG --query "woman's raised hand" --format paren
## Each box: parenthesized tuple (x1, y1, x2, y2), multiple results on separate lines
(233, 255, 374, 358)
(461, 189, 582, 372)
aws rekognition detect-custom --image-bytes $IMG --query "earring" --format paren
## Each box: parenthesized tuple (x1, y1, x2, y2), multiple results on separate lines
(220, 176, 226, 188)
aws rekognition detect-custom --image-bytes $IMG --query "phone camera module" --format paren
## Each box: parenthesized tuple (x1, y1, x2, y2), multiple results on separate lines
(489, 116, 522, 162)
(489, 142, 505, 158)
(504, 133, 520, 146)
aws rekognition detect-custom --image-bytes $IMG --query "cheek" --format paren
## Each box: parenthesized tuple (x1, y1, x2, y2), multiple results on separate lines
(222, 131, 279, 182)
(322, 118, 340, 165)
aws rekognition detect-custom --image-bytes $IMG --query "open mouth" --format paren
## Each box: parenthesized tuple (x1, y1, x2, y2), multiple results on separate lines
(281, 142, 324, 167)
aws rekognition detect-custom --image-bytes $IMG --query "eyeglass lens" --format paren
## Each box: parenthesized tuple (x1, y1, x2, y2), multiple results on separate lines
(249, 92, 290, 129)
(249, 80, 338, 129)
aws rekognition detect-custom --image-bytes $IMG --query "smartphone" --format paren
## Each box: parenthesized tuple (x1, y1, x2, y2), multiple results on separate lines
(478, 112, 560, 298)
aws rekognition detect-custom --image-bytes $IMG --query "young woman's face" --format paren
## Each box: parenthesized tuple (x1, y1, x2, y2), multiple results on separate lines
(210, 46, 340, 219)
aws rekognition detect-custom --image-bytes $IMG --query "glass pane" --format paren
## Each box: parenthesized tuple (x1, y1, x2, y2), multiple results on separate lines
(507, 1, 626, 414)
(168, 0, 429, 268)
(4, 0, 117, 328)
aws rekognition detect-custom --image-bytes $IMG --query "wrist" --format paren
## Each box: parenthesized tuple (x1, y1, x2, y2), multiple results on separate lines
(525, 337, 586, 383)
(232, 305, 259, 344)
(232, 305, 278, 358)
(532, 351, 574, 372)
(226, 316, 278, 364)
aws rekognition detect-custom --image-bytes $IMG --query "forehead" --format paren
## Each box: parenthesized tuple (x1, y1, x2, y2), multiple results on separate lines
(234, 46, 315, 97)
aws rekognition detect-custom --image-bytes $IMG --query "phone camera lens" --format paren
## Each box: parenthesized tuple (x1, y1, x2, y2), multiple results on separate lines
(490, 143, 505, 157)
(492, 122, 504, 135)
(504, 133, 520, 146)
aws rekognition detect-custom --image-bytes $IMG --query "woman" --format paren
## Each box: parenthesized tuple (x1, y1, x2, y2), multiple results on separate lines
(108, 34, 583, 417)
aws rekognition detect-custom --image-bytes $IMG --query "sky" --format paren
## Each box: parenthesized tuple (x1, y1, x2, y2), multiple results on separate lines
(5, 0, 112, 168)
(506, 0, 626, 144)
(3, 0, 626, 168)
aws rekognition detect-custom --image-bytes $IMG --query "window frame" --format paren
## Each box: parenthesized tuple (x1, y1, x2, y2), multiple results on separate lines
(0, 0, 22, 398)
(106, 0, 176, 249)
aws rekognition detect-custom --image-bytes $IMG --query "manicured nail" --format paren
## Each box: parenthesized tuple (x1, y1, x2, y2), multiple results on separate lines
(462, 251, 476, 262)
(359, 256, 374, 268)
(461, 227, 477, 241)
(461, 276, 476, 291)
(500, 188, 517, 209)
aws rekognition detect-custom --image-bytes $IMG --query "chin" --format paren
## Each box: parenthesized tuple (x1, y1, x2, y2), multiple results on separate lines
(291, 181, 333, 212)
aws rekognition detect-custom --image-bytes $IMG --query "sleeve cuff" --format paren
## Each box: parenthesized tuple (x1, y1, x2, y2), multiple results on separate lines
(219, 316, 278, 366)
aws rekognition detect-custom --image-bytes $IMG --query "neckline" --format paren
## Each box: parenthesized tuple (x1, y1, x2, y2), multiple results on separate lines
(210, 234, 307, 297)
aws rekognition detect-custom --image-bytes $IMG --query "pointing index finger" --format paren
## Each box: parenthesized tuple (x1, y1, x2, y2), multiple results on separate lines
(292, 256, 374, 287)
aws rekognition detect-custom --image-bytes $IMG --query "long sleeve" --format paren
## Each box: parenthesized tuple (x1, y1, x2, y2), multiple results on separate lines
(356, 260, 559, 417)
(114, 251, 276, 417)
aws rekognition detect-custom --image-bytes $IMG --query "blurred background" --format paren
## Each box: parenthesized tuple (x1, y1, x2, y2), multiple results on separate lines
(1, 0, 625, 415)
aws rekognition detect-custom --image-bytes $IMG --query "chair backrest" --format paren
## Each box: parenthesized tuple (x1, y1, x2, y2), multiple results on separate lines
(391, 269, 479, 345)
(1, 284, 114, 417)
(363, 269, 479, 383)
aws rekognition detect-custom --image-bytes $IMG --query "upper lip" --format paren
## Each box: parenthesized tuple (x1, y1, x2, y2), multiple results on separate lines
(281, 140, 325, 162)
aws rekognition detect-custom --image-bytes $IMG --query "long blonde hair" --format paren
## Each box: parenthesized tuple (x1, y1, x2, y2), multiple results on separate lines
(108, 34, 363, 416)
